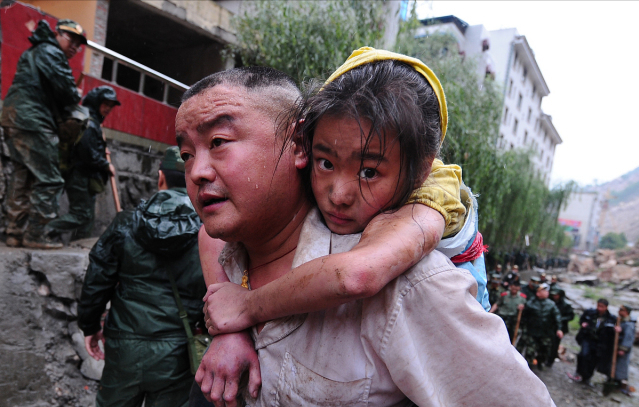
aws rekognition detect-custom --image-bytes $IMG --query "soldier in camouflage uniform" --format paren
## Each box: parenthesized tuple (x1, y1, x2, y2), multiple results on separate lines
(1, 19, 86, 249)
(548, 287, 574, 367)
(517, 283, 563, 370)
(46, 86, 119, 240)
(491, 281, 527, 342)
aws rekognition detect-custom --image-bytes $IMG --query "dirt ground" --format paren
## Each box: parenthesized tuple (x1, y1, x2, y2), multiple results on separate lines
(534, 281, 639, 407)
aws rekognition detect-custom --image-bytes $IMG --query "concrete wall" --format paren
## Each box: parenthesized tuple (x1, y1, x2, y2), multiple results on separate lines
(559, 191, 601, 252)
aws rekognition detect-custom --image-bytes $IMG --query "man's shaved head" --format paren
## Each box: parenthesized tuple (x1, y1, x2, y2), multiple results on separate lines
(182, 67, 301, 127)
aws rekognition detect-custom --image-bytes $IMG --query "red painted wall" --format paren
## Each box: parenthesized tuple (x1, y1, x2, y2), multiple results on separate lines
(1, 2, 177, 146)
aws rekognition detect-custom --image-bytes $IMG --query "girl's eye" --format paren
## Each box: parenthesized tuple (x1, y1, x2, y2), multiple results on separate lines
(359, 168, 378, 180)
(318, 159, 334, 171)
(212, 138, 227, 148)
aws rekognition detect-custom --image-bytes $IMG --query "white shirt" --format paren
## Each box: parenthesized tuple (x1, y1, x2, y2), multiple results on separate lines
(219, 209, 555, 407)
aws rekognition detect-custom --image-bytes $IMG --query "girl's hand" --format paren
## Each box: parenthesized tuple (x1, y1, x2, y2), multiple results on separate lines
(204, 283, 253, 335)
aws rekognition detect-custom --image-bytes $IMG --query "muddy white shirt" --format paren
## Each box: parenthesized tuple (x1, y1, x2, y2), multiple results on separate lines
(219, 209, 556, 407)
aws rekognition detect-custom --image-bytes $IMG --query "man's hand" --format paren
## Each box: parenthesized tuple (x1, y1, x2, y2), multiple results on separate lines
(618, 350, 626, 356)
(615, 325, 622, 333)
(517, 304, 525, 310)
(84, 331, 105, 360)
(581, 322, 588, 328)
(195, 332, 261, 406)
(203, 283, 253, 335)
(556, 330, 564, 339)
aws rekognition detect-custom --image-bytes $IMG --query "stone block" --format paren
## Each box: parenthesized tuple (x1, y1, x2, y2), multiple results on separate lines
(80, 357, 104, 381)
(30, 251, 88, 299)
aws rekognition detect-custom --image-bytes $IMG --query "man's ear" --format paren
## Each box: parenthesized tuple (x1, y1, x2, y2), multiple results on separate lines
(157, 170, 168, 190)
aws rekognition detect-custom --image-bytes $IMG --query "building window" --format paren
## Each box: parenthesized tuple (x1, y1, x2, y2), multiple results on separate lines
(524, 131, 528, 144)
(513, 119, 518, 135)
(513, 53, 518, 67)
(541, 150, 544, 161)
(508, 80, 513, 97)
(510, 143, 514, 150)
(533, 85, 536, 95)
(527, 108, 532, 122)
(503, 107, 509, 124)
(499, 134, 504, 148)
(482, 39, 490, 52)
(517, 93, 523, 109)
(523, 67, 528, 82)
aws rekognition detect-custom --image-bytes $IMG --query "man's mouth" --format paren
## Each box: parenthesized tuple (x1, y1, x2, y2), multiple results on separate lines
(202, 196, 227, 207)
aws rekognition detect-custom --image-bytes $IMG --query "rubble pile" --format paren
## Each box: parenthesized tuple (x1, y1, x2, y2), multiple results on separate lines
(567, 248, 639, 284)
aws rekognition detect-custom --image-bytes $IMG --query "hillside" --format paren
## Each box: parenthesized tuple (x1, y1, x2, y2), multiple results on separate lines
(597, 166, 639, 244)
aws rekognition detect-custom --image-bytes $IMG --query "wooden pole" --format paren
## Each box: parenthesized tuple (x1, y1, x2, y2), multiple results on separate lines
(610, 315, 621, 380)
(102, 128, 121, 212)
(512, 307, 523, 346)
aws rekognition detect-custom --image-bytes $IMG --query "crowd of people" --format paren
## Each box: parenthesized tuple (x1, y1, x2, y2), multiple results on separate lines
(489, 265, 635, 395)
(2, 16, 636, 407)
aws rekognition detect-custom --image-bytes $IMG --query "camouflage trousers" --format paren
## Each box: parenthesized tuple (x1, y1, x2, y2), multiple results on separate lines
(46, 169, 96, 239)
(3, 127, 64, 239)
(517, 334, 553, 367)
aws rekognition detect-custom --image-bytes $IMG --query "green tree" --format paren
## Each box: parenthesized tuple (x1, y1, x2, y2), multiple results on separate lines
(227, 0, 387, 84)
(599, 232, 627, 250)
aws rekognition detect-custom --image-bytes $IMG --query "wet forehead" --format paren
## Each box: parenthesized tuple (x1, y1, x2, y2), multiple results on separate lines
(177, 85, 255, 130)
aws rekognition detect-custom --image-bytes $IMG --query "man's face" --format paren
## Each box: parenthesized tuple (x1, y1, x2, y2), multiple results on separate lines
(99, 101, 118, 118)
(597, 302, 608, 315)
(536, 289, 549, 300)
(510, 285, 519, 295)
(176, 85, 304, 243)
(56, 31, 83, 59)
(551, 294, 560, 302)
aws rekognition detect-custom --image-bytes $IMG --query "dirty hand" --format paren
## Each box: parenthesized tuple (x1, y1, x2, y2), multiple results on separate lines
(203, 283, 252, 336)
(517, 304, 525, 310)
(195, 332, 261, 406)
(615, 325, 622, 333)
(84, 331, 105, 361)
(556, 330, 564, 339)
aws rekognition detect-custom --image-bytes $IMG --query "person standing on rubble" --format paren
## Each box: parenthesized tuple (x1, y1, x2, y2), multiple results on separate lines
(611, 305, 635, 395)
(491, 281, 527, 342)
(45, 86, 119, 240)
(1, 19, 86, 249)
(569, 298, 617, 386)
(77, 147, 206, 407)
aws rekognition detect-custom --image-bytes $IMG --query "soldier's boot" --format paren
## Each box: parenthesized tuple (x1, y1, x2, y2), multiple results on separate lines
(5, 235, 22, 247)
(23, 234, 63, 250)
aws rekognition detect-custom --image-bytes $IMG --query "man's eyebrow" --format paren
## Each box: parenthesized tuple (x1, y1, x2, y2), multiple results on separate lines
(176, 133, 185, 147)
(197, 114, 233, 134)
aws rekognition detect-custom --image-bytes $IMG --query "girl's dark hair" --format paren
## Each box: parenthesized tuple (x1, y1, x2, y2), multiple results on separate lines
(290, 60, 441, 210)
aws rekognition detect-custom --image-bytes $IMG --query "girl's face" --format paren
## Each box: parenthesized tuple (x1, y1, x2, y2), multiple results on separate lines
(311, 115, 402, 234)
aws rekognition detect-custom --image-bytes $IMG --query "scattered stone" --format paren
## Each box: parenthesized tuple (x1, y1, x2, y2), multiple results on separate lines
(573, 275, 599, 286)
(72, 332, 90, 361)
(37, 283, 50, 296)
(44, 297, 75, 319)
(568, 255, 596, 274)
(80, 357, 104, 381)
(30, 250, 89, 300)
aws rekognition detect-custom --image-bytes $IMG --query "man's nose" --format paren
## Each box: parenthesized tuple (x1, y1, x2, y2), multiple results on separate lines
(328, 177, 357, 207)
(188, 151, 216, 185)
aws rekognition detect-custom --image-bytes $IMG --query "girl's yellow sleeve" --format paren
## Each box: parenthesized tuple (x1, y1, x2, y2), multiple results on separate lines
(406, 159, 466, 237)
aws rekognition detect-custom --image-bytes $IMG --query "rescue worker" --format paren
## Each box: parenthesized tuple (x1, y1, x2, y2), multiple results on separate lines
(503, 264, 520, 288)
(78, 147, 205, 407)
(517, 283, 563, 370)
(549, 275, 559, 291)
(613, 305, 635, 395)
(521, 276, 540, 299)
(488, 275, 505, 306)
(46, 86, 119, 240)
(569, 298, 617, 386)
(548, 287, 575, 367)
(1, 19, 86, 249)
(491, 281, 527, 342)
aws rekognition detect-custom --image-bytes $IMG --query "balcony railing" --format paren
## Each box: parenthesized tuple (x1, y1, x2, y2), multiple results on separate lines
(87, 40, 189, 105)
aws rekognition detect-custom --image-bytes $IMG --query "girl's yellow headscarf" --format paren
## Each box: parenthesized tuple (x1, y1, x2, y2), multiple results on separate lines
(325, 47, 448, 144)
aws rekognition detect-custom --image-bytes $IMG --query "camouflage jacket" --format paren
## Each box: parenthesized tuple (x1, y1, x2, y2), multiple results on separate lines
(522, 297, 561, 337)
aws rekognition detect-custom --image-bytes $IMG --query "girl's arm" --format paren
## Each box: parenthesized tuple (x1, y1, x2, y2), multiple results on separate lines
(203, 203, 445, 335)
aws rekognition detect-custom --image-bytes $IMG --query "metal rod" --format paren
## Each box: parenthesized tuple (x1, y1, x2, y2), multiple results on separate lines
(111, 59, 118, 83)
(139, 73, 145, 94)
(87, 40, 189, 91)
(163, 83, 170, 104)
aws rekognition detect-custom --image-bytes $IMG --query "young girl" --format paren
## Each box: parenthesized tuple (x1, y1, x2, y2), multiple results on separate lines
(195, 48, 550, 406)
(194, 49, 493, 404)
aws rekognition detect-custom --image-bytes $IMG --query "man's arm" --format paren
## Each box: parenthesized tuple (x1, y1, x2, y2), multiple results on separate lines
(196, 226, 261, 407)
(203, 204, 444, 335)
(77, 213, 127, 359)
(35, 45, 81, 107)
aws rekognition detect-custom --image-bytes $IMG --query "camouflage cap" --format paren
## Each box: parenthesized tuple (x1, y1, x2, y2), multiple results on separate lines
(549, 288, 561, 295)
(56, 19, 88, 44)
(161, 146, 185, 172)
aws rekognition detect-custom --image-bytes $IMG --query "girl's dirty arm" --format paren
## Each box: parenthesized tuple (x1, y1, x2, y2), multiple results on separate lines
(203, 204, 445, 335)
